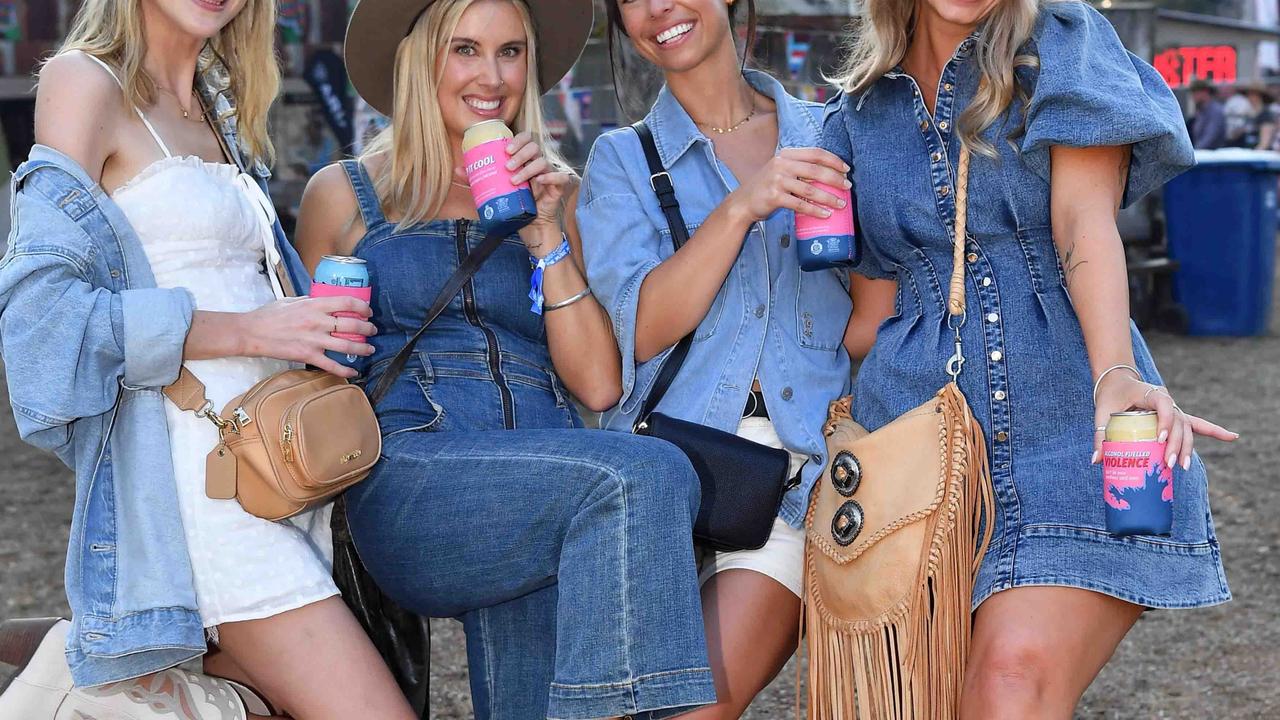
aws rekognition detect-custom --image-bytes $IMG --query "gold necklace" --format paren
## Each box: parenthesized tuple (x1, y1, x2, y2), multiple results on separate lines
(700, 106, 757, 135)
(155, 84, 202, 122)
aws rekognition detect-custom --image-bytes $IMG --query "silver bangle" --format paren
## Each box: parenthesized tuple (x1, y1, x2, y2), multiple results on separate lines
(543, 286, 593, 311)
(1092, 363, 1141, 404)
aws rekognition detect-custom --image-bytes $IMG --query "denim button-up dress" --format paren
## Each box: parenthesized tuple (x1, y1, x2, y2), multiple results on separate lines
(579, 70, 854, 530)
(823, 2, 1230, 609)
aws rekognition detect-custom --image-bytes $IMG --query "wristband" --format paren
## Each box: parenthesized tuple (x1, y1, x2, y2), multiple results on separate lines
(528, 236, 572, 315)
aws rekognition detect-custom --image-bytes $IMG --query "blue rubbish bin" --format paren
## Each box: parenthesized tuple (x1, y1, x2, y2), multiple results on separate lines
(1162, 149, 1280, 336)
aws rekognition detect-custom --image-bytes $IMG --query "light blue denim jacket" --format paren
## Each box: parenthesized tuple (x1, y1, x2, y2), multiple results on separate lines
(578, 70, 853, 529)
(0, 94, 308, 685)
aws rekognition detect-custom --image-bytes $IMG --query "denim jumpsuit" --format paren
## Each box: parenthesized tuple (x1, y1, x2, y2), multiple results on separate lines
(335, 161, 715, 720)
(823, 2, 1230, 610)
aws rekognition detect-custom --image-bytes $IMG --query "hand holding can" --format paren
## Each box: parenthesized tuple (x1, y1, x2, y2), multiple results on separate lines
(796, 182, 858, 271)
(462, 120, 538, 230)
(312, 255, 372, 364)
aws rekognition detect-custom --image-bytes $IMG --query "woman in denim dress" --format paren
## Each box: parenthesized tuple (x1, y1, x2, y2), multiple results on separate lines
(578, 0, 871, 716)
(295, 1, 715, 718)
(823, 0, 1238, 714)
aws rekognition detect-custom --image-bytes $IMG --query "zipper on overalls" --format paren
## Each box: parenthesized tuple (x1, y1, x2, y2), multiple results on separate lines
(454, 218, 516, 429)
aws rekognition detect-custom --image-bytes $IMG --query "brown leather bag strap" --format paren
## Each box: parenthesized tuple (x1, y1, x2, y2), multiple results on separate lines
(162, 366, 238, 436)
(163, 366, 210, 413)
(947, 145, 972, 318)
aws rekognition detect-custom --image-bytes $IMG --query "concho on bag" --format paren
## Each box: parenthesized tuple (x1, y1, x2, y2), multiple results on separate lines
(802, 146, 996, 718)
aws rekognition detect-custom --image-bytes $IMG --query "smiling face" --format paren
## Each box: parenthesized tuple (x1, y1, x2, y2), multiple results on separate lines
(614, 0, 737, 74)
(141, 0, 249, 40)
(436, 0, 530, 139)
(915, 0, 1002, 35)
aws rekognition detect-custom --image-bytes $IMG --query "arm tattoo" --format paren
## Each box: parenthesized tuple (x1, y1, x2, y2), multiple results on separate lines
(1063, 241, 1088, 288)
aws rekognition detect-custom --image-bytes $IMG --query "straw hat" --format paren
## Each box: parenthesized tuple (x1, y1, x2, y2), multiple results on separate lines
(345, 0, 593, 116)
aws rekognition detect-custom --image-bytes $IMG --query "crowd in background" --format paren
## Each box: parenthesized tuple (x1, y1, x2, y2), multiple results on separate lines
(1189, 80, 1280, 150)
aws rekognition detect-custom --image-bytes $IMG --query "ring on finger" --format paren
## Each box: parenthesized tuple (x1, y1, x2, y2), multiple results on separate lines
(332, 320, 338, 334)
(1095, 426, 1108, 433)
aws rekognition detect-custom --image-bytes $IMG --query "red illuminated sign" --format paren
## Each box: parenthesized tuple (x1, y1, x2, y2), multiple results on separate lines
(1153, 45, 1238, 89)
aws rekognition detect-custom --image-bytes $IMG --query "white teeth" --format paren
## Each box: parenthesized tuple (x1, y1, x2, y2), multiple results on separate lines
(467, 98, 500, 111)
(656, 23, 693, 45)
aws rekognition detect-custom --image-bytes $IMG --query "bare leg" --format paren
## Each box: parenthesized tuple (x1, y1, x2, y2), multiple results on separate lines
(213, 597, 418, 720)
(676, 570, 801, 719)
(960, 586, 1144, 720)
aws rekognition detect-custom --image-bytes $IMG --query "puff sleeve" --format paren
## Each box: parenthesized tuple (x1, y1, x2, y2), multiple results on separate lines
(1019, 2, 1194, 207)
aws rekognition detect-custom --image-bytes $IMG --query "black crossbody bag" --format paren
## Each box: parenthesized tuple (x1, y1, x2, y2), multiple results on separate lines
(629, 121, 794, 553)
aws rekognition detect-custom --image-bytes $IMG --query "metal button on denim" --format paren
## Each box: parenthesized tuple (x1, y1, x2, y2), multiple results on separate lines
(967, 252, 978, 263)
(996, 431, 1009, 442)
(931, 151, 942, 163)
(781, 233, 791, 248)
(939, 185, 951, 197)
(991, 350, 1003, 362)
(755, 304, 765, 318)
(109, 269, 120, 278)
(918, 119, 928, 131)
(982, 277, 992, 287)
(987, 312, 999, 323)
(994, 390, 1007, 401)
(938, 120, 950, 131)
(781, 387, 793, 401)
(944, 82, 954, 91)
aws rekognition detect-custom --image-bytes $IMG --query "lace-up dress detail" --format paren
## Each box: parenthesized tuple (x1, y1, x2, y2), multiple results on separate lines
(86, 52, 338, 631)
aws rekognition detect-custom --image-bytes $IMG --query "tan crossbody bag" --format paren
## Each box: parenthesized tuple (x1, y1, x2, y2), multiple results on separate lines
(802, 146, 997, 718)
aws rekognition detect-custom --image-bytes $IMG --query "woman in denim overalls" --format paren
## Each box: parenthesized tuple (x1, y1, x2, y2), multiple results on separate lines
(823, 0, 1238, 715)
(295, 1, 715, 718)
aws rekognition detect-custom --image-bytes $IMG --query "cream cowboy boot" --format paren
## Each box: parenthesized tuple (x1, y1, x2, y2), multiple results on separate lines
(0, 619, 269, 719)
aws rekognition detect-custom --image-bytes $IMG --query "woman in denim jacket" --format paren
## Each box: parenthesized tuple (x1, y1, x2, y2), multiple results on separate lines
(823, 0, 1238, 715)
(0, 1, 418, 719)
(294, 1, 715, 718)
(576, 0, 882, 715)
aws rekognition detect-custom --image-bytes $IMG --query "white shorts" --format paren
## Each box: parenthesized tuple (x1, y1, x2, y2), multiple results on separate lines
(696, 416, 808, 598)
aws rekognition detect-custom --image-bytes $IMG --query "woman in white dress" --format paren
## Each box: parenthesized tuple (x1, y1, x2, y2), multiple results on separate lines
(0, 1, 417, 718)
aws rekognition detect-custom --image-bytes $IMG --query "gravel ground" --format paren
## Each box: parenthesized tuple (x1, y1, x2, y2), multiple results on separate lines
(2, 259, 1277, 719)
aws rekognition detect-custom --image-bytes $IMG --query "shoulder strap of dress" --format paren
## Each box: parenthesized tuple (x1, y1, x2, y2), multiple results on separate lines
(339, 159, 387, 228)
(74, 50, 173, 159)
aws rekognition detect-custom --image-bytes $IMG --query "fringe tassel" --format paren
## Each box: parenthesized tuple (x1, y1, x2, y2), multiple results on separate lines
(803, 384, 994, 719)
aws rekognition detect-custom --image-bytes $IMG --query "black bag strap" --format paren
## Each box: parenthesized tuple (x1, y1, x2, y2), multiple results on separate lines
(632, 121, 695, 426)
(368, 224, 508, 406)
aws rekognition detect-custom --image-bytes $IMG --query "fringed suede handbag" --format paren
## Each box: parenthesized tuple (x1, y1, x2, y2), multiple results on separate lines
(802, 146, 996, 719)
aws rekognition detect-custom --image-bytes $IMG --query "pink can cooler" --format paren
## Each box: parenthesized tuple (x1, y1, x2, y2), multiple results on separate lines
(795, 182, 857, 271)
(1102, 411, 1173, 536)
(461, 120, 537, 228)
(309, 281, 372, 343)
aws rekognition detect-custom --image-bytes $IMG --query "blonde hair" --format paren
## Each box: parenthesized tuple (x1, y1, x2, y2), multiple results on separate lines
(361, 0, 569, 229)
(58, 0, 279, 163)
(830, 0, 1044, 157)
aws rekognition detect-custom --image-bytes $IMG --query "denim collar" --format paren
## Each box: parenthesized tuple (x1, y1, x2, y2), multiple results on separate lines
(644, 69, 820, 170)
(884, 27, 983, 80)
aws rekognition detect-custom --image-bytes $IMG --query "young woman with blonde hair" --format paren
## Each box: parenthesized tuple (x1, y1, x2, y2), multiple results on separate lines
(0, 1, 416, 718)
(823, 0, 1237, 715)
(294, 1, 715, 718)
